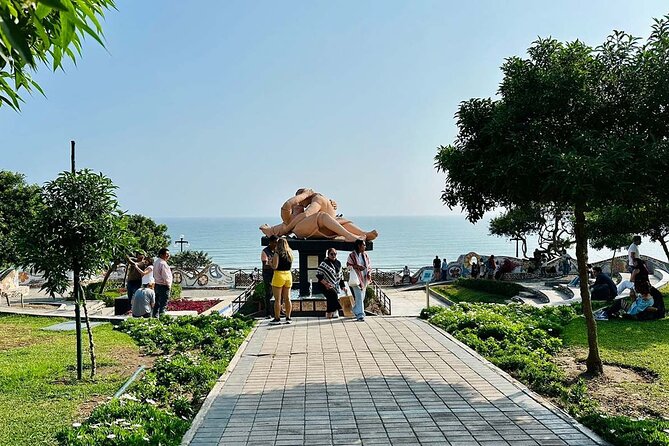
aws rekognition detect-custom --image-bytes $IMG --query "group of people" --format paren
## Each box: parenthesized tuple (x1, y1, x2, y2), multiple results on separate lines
(432, 256, 449, 281)
(261, 236, 372, 323)
(126, 248, 173, 318)
(592, 235, 665, 321)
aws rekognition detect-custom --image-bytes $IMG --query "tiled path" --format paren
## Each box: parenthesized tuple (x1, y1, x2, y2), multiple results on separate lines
(185, 318, 607, 446)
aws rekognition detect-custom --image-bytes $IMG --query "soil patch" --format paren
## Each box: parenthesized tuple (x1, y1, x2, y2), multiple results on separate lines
(556, 349, 660, 418)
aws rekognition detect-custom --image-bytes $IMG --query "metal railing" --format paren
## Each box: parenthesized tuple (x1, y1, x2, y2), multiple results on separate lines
(231, 279, 260, 314)
(370, 280, 391, 315)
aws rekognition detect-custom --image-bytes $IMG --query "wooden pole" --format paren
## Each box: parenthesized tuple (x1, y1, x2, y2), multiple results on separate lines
(71, 140, 83, 380)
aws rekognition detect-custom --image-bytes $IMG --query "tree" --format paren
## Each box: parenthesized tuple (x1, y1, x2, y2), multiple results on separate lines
(435, 18, 669, 375)
(0, 0, 115, 110)
(588, 207, 633, 273)
(490, 204, 573, 259)
(171, 250, 213, 282)
(0, 171, 39, 268)
(17, 169, 126, 379)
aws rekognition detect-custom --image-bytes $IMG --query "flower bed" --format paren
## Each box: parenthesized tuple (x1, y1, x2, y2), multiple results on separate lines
(58, 314, 255, 445)
(166, 299, 221, 314)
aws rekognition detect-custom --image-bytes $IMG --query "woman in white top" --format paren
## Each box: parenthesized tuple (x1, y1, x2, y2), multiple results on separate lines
(141, 257, 155, 287)
(129, 256, 155, 288)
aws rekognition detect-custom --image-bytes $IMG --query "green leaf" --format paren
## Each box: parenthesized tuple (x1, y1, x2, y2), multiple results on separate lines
(0, 12, 35, 67)
(36, 0, 70, 12)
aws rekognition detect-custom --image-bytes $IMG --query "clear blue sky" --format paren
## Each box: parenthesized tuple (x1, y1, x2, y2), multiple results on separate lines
(2, 1, 667, 219)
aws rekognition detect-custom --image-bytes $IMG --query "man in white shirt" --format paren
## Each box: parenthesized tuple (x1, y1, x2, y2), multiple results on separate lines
(628, 235, 642, 273)
(153, 248, 173, 317)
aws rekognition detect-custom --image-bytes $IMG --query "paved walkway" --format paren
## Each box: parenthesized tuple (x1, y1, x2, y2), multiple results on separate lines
(381, 287, 446, 316)
(185, 317, 606, 446)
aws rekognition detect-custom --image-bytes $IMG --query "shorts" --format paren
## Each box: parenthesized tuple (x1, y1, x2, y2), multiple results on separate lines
(271, 270, 292, 288)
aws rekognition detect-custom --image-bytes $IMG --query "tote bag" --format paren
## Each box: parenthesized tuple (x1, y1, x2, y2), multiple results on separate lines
(348, 270, 360, 287)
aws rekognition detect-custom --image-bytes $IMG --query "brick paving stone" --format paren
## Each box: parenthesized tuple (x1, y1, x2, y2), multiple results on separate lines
(184, 317, 609, 446)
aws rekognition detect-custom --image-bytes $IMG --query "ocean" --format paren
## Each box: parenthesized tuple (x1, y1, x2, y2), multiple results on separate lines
(159, 216, 669, 270)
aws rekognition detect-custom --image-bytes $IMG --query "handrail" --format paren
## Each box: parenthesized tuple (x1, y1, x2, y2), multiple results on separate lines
(231, 279, 260, 314)
(370, 280, 391, 315)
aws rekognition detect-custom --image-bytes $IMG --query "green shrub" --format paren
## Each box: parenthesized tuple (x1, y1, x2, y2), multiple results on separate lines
(454, 278, 525, 297)
(170, 283, 182, 300)
(579, 414, 669, 446)
(57, 399, 189, 446)
(59, 314, 255, 445)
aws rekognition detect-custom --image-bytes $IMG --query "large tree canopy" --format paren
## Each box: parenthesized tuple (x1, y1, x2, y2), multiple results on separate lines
(0, 171, 39, 268)
(435, 16, 669, 375)
(0, 0, 115, 110)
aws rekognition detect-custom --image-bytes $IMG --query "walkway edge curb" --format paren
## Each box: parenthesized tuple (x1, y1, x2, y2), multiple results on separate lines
(180, 320, 260, 446)
(418, 318, 610, 446)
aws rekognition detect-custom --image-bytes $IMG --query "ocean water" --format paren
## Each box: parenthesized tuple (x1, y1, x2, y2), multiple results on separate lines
(159, 216, 669, 270)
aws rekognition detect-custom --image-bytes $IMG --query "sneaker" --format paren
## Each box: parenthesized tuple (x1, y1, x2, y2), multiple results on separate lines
(269, 318, 281, 325)
(285, 318, 292, 324)
(356, 317, 365, 322)
(332, 313, 339, 319)
(594, 313, 608, 321)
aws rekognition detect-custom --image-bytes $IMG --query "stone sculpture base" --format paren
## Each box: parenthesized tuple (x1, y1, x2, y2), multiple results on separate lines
(261, 237, 374, 297)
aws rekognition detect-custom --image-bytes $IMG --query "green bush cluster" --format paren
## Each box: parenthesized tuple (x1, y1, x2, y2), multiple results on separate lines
(426, 303, 669, 446)
(58, 314, 254, 445)
(453, 278, 525, 297)
(580, 414, 669, 446)
(428, 303, 575, 398)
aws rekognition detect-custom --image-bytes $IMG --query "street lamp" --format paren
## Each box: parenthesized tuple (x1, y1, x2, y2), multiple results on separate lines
(175, 234, 189, 252)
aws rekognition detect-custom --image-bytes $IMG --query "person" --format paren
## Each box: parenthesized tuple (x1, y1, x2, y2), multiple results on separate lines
(432, 256, 441, 281)
(561, 250, 572, 276)
(470, 258, 480, 279)
(485, 255, 497, 280)
(260, 189, 378, 242)
(131, 283, 155, 318)
(153, 248, 172, 317)
(402, 265, 411, 283)
(126, 253, 145, 301)
(441, 257, 449, 282)
(617, 257, 651, 295)
(590, 266, 617, 301)
(628, 235, 642, 273)
(261, 235, 278, 317)
(270, 238, 294, 324)
(598, 281, 660, 320)
(141, 256, 154, 286)
(317, 248, 344, 319)
(347, 239, 371, 322)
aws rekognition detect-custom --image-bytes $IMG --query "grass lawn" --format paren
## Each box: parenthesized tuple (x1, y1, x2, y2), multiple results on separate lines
(0, 315, 142, 446)
(562, 316, 669, 418)
(432, 284, 509, 304)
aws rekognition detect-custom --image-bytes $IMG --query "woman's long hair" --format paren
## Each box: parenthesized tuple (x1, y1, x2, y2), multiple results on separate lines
(276, 238, 294, 263)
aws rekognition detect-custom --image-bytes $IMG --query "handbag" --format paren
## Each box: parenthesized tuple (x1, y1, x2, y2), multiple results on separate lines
(348, 269, 360, 287)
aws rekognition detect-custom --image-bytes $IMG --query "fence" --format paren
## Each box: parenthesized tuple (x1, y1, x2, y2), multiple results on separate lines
(370, 280, 392, 315)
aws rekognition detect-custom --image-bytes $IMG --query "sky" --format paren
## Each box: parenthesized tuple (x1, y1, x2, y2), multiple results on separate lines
(2, 0, 668, 219)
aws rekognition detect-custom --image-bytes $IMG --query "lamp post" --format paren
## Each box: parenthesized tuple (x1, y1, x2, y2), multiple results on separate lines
(511, 237, 522, 258)
(175, 234, 189, 252)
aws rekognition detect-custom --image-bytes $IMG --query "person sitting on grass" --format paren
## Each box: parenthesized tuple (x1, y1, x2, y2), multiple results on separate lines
(597, 281, 661, 320)
(590, 266, 617, 301)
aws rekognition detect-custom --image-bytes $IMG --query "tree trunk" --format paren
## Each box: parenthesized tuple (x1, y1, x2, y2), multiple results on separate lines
(80, 284, 97, 378)
(99, 260, 120, 295)
(659, 237, 669, 264)
(73, 266, 83, 380)
(574, 204, 604, 376)
(610, 249, 617, 275)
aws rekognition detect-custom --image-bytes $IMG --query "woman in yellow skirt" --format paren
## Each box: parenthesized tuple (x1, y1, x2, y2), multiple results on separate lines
(270, 238, 294, 324)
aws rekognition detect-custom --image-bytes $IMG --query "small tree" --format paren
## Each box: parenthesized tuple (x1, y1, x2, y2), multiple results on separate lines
(0, 171, 39, 268)
(0, 0, 115, 110)
(17, 169, 126, 379)
(435, 18, 669, 375)
(171, 250, 213, 281)
(588, 206, 635, 272)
